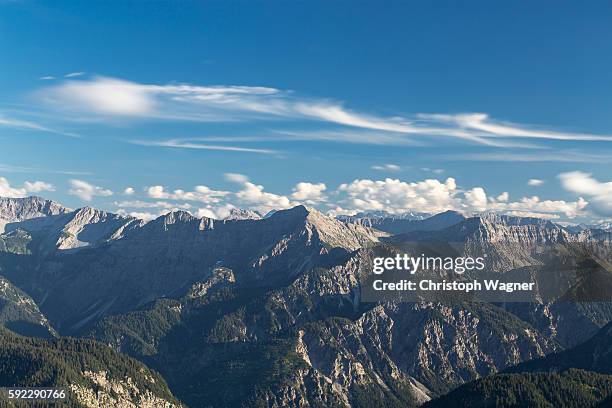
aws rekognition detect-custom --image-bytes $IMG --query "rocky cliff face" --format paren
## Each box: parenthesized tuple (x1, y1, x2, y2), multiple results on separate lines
(0, 275, 57, 338)
(0, 196, 70, 233)
(0, 197, 611, 407)
(70, 370, 181, 408)
(425, 322, 612, 407)
(223, 208, 262, 220)
(0, 205, 384, 332)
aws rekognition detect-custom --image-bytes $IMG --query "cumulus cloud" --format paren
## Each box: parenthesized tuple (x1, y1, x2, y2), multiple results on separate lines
(0, 177, 55, 198)
(123, 187, 135, 195)
(527, 179, 544, 186)
(337, 177, 459, 214)
(371, 164, 401, 172)
(146, 185, 229, 203)
(111, 174, 593, 221)
(235, 181, 293, 213)
(464, 187, 488, 211)
(496, 192, 509, 202)
(115, 200, 191, 210)
(334, 177, 586, 218)
(68, 179, 113, 201)
(196, 203, 237, 220)
(490, 196, 588, 218)
(23, 181, 55, 193)
(291, 182, 327, 204)
(116, 209, 171, 222)
(559, 171, 612, 216)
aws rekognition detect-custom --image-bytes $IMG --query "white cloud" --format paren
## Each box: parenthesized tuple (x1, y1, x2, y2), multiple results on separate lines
(35, 76, 612, 147)
(275, 129, 426, 146)
(115, 200, 191, 210)
(421, 167, 445, 174)
(128, 211, 157, 221)
(424, 113, 612, 142)
(195, 208, 216, 219)
(123, 187, 135, 195)
(102, 174, 596, 221)
(37, 76, 280, 119)
(464, 187, 488, 211)
(446, 151, 612, 163)
(0, 114, 77, 137)
(196, 203, 237, 219)
(68, 179, 113, 201)
(559, 171, 612, 216)
(527, 179, 545, 186)
(0, 177, 55, 198)
(335, 176, 586, 218)
(116, 209, 168, 222)
(291, 182, 327, 204)
(39, 76, 55, 80)
(146, 185, 229, 203)
(490, 196, 588, 218)
(224, 173, 250, 183)
(496, 192, 509, 202)
(64, 72, 85, 78)
(235, 182, 293, 213)
(43, 77, 154, 116)
(131, 139, 277, 155)
(371, 164, 401, 172)
(23, 181, 55, 193)
(337, 177, 459, 214)
(504, 211, 560, 220)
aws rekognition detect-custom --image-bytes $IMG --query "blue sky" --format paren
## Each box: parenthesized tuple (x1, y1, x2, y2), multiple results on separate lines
(1, 0, 611, 222)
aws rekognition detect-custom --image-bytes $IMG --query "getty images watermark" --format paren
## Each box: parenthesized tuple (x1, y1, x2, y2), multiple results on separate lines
(360, 241, 612, 303)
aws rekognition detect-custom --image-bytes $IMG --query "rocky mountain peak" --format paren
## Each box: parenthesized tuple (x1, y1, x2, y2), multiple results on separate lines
(288, 205, 386, 250)
(223, 208, 262, 221)
(54, 207, 142, 251)
(0, 196, 70, 233)
(144, 210, 215, 233)
(158, 210, 198, 224)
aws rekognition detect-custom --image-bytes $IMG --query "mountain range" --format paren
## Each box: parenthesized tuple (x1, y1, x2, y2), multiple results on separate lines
(0, 195, 610, 407)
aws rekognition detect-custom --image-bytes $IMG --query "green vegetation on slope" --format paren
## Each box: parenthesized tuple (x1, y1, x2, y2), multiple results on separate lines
(423, 369, 612, 408)
(0, 328, 180, 407)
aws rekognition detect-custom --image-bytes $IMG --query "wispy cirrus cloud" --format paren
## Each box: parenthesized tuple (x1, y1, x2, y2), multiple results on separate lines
(64, 72, 85, 78)
(129, 138, 278, 154)
(0, 163, 91, 176)
(33, 75, 612, 148)
(442, 150, 612, 163)
(371, 164, 402, 172)
(421, 113, 612, 142)
(0, 114, 78, 137)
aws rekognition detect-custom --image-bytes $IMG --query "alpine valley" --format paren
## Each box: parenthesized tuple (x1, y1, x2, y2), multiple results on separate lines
(0, 195, 611, 407)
